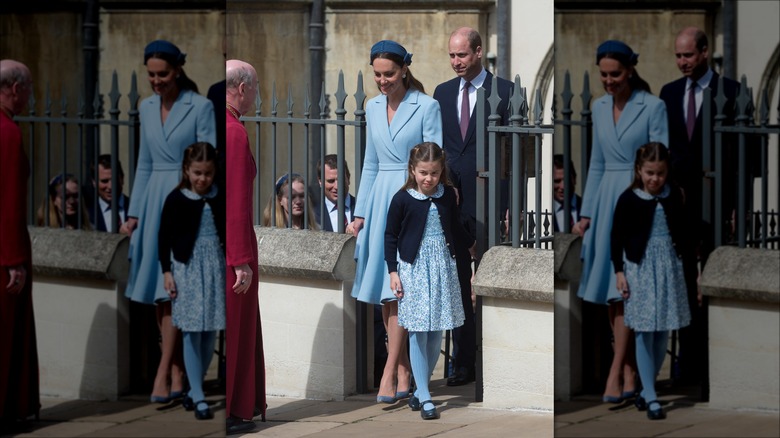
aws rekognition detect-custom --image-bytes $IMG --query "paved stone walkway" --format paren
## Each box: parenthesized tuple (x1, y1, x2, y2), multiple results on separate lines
(5, 370, 777, 437)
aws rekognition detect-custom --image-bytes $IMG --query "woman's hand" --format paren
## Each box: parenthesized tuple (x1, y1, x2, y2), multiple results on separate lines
(164, 272, 177, 299)
(232, 264, 253, 294)
(351, 217, 365, 238)
(120, 217, 138, 236)
(389, 272, 403, 300)
(572, 218, 590, 237)
(616, 271, 629, 300)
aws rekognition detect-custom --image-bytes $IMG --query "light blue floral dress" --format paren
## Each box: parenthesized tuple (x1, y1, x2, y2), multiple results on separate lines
(171, 187, 226, 332)
(623, 187, 690, 332)
(397, 186, 465, 332)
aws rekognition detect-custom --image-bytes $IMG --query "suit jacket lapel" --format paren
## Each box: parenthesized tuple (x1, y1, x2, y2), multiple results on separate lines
(163, 90, 195, 140)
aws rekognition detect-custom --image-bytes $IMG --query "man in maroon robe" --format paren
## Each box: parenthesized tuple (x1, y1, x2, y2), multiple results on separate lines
(225, 59, 265, 435)
(0, 59, 39, 431)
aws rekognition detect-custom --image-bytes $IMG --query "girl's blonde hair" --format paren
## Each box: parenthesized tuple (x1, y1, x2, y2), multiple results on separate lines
(36, 173, 92, 230)
(261, 173, 319, 230)
(402, 142, 450, 191)
(631, 142, 670, 190)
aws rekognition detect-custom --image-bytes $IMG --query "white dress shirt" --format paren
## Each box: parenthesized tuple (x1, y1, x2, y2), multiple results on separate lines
(325, 196, 352, 230)
(99, 196, 126, 232)
(684, 68, 714, 124)
(457, 68, 488, 122)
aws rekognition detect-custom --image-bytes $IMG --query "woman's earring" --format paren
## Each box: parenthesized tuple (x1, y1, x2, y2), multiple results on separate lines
(402, 74, 407, 79)
(176, 74, 181, 79)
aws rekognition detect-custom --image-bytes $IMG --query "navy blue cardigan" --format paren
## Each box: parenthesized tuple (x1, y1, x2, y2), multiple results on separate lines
(384, 185, 474, 274)
(158, 188, 226, 273)
(610, 185, 690, 273)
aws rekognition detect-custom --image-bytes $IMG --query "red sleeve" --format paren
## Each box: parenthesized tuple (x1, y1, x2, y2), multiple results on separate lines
(0, 114, 32, 267)
(225, 114, 256, 267)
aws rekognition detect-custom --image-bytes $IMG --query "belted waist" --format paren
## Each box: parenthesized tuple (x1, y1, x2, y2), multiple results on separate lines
(604, 163, 634, 171)
(379, 163, 408, 171)
(152, 163, 182, 171)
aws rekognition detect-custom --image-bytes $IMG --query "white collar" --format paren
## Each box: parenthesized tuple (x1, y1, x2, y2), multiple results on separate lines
(687, 68, 714, 91)
(461, 68, 488, 91)
(325, 196, 351, 211)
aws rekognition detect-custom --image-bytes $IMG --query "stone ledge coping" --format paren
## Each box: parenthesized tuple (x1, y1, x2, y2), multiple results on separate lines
(701, 246, 780, 304)
(553, 233, 582, 281)
(29, 226, 129, 281)
(474, 246, 554, 303)
(255, 227, 356, 281)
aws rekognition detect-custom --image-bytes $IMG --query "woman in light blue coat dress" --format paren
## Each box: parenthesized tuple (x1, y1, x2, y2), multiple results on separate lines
(121, 40, 216, 403)
(573, 40, 668, 404)
(350, 40, 442, 404)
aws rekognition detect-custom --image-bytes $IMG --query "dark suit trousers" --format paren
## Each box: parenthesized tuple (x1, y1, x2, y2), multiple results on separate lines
(451, 249, 476, 373)
(677, 207, 711, 397)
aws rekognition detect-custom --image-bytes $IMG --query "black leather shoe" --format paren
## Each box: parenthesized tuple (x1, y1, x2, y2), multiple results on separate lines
(634, 395, 647, 411)
(446, 367, 475, 387)
(646, 401, 665, 420)
(194, 402, 214, 420)
(408, 395, 421, 411)
(420, 400, 439, 420)
(182, 395, 195, 411)
(226, 416, 256, 434)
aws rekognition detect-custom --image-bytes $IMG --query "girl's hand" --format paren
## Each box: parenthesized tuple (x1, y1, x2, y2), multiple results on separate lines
(120, 217, 138, 236)
(232, 264, 253, 294)
(351, 217, 365, 237)
(572, 218, 590, 237)
(616, 272, 629, 300)
(164, 272, 177, 299)
(389, 272, 403, 299)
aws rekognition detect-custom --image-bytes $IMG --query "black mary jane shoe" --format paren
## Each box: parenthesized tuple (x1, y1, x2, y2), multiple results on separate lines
(194, 402, 214, 420)
(408, 395, 421, 411)
(182, 395, 195, 411)
(226, 416, 256, 434)
(646, 401, 666, 420)
(420, 400, 439, 420)
(634, 395, 647, 411)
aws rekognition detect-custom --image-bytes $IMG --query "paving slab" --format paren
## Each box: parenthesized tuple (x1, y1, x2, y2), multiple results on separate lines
(555, 382, 780, 438)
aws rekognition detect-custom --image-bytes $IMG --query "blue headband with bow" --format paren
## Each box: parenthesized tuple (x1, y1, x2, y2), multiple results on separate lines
(370, 40, 413, 65)
(596, 40, 639, 66)
(144, 40, 186, 65)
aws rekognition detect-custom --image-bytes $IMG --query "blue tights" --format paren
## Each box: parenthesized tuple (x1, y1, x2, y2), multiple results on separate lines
(183, 330, 217, 411)
(635, 330, 669, 411)
(409, 330, 442, 412)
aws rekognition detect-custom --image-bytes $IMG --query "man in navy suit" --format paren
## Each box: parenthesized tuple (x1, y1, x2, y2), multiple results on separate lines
(553, 154, 581, 233)
(88, 154, 130, 233)
(659, 27, 740, 394)
(315, 154, 356, 232)
(433, 27, 513, 387)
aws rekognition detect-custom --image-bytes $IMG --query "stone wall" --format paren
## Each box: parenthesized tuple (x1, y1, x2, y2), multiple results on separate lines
(29, 227, 130, 400)
(700, 246, 780, 411)
(473, 246, 555, 411)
